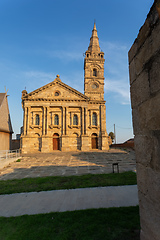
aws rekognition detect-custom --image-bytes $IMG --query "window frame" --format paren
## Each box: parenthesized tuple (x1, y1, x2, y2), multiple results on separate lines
(35, 114, 40, 126)
(92, 112, 97, 126)
(73, 114, 78, 126)
(54, 114, 59, 125)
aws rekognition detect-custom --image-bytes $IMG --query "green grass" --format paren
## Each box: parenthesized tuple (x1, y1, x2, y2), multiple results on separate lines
(0, 206, 140, 240)
(16, 159, 21, 162)
(0, 171, 137, 195)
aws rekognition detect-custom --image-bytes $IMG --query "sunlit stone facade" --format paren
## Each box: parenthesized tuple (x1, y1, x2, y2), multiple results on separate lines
(21, 24, 109, 153)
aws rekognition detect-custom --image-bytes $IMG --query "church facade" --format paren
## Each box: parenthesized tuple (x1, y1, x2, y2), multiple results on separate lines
(21, 24, 110, 153)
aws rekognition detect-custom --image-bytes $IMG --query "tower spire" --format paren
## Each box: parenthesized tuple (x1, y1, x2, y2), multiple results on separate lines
(84, 23, 105, 100)
(88, 22, 100, 53)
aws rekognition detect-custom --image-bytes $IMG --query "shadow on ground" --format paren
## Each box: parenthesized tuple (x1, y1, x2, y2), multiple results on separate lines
(0, 149, 136, 180)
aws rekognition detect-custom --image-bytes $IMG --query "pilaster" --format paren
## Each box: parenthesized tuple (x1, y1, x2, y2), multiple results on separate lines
(81, 135, 90, 151)
(66, 107, 69, 135)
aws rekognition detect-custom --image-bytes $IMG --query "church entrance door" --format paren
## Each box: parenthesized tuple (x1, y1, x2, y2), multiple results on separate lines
(91, 133, 98, 149)
(53, 133, 60, 150)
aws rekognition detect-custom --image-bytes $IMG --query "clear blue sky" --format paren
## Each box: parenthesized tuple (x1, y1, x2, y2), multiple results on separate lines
(0, 0, 154, 142)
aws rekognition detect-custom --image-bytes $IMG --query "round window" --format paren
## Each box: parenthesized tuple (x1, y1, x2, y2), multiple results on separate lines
(55, 91, 60, 96)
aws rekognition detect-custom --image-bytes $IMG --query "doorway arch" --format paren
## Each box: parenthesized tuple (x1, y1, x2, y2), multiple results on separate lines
(91, 133, 98, 149)
(53, 133, 60, 150)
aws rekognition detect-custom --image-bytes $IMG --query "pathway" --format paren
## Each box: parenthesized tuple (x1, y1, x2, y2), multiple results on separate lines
(0, 185, 138, 217)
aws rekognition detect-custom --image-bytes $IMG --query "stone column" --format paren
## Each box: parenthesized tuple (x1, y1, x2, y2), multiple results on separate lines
(62, 107, 65, 135)
(100, 105, 103, 133)
(98, 107, 100, 130)
(23, 107, 27, 135)
(25, 107, 28, 135)
(43, 106, 46, 135)
(81, 107, 84, 135)
(89, 110, 91, 126)
(85, 108, 89, 135)
(81, 107, 90, 151)
(66, 107, 69, 135)
(46, 107, 48, 135)
(84, 107, 86, 135)
(61, 106, 68, 151)
(41, 106, 50, 153)
(27, 107, 31, 134)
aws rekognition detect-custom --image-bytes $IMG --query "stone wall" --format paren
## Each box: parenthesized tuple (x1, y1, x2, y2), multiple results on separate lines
(0, 132, 11, 150)
(11, 139, 20, 150)
(128, 1, 160, 239)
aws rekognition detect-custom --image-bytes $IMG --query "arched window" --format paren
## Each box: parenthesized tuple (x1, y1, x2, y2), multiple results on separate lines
(54, 114, 59, 125)
(92, 113, 97, 126)
(73, 114, 78, 125)
(93, 68, 97, 77)
(35, 114, 40, 125)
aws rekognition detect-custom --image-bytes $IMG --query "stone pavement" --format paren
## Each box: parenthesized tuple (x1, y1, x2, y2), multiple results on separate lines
(0, 185, 138, 217)
(0, 149, 136, 180)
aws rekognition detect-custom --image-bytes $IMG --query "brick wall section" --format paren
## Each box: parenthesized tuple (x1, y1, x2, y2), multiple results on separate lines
(128, 1, 160, 240)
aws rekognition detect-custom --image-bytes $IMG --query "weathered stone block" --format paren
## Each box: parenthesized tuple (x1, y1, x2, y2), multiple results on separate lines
(128, 39, 138, 64)
(135, 135, 153, 167)
(140, 217, 159, 240)
(150, 19, 160, 56)
(129, 59, 136, 84)
(131, 109, 141, 135)
(137, 18, 150, 49)
(132, 94, 160, 133)
(137, 166, 160, 208)
(146, 166, 160, 203)
(136, 163, 149, 195)
(149, 52, 160, 94)
(148, 3, 159, 27)
(140, 231, 153, 240)
(138, 191, 160, 240)
(138, 94, 160, 131)
(134, 40, 153, 76)
(130, 70, 150, 109)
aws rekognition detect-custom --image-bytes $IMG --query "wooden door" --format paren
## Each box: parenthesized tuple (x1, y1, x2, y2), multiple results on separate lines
(92, 135, 98, 149)
(53, 134, 59, 150)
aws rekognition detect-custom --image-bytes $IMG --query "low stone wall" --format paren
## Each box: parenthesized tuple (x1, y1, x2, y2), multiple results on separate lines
(111, 142, 134, 149)
(129, 1, 160, 239)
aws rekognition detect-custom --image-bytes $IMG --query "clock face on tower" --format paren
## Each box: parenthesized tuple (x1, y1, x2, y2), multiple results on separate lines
(92, 83, 98, 89)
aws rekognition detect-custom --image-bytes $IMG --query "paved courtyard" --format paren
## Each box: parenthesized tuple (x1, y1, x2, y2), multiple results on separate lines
(0, 149, 136, 180)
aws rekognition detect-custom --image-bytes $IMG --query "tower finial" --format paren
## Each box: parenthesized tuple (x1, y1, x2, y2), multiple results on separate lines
(87, 21, 100, 53)
(94, 19, 96, 29)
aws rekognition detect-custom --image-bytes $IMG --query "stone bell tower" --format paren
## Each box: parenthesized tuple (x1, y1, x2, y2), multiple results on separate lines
(84, 22, 105, 100)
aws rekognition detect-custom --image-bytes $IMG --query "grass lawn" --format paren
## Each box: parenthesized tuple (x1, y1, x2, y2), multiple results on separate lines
(0, 206, 140, 240)
(0, 171, 137, 195)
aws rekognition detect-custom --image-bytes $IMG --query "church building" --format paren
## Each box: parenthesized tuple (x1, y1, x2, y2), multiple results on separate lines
(21, 23, 110, 153)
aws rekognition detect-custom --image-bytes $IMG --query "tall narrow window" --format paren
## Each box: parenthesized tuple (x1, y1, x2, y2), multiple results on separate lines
(93, 68, 97, 77)
(50, 112, 53, 125)
(54, 114, 59, 125)
(92, 113, 97, 126)
(31, 112, 33, 125)
(35, 114, 40, 125)
(73, 114, 78, 125)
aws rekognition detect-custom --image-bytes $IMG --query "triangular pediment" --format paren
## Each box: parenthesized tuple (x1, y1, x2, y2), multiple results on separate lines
(23, 76, 89, 101)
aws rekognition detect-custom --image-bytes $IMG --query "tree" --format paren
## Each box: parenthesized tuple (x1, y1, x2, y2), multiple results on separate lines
(109, 132, 115, 143)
